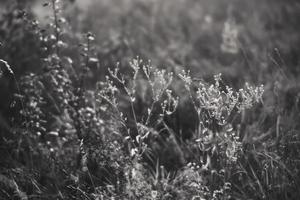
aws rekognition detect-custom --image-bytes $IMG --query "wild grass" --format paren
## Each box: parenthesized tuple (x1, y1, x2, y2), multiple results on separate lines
(0, 0, 300, 199)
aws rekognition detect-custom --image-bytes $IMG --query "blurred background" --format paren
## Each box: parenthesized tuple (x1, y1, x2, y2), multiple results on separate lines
(2, 0, 300, 82)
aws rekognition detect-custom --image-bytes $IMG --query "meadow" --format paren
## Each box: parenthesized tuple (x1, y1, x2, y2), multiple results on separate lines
(0, 0, 299, 199)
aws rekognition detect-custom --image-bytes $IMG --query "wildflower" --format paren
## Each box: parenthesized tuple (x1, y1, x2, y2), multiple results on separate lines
(161, 89, 179, 115)
(130, 148, 138, 157)
(87, 32, 95, 41)
(57, 40, 67, 48)
(151, 190, 158, 199)
(178, 70, 192, 88)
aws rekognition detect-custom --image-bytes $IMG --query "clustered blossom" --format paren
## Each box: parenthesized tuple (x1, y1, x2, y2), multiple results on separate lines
(221, 125, 242, 163)
(191, 73, 264, 125)
(43, 53, 73, 107)
(20, 74, 46, 134)
(178, 69, 192, 90)
(96, 77, 119, 109)
(143, 61, 174, 102)
(108, 62, 137, 103)
(237, 82, 264, 111)
(161, 89, 179, 115)
(105, 58, 177, 118)
(179, 70, 263, 198)
(78, 106, 103, 128)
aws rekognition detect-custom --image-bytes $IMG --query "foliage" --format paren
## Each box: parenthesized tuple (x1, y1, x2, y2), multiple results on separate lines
(0, 0, 300, 200)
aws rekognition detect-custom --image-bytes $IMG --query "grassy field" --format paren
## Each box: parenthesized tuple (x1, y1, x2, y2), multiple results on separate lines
(0, 0, 300, 199)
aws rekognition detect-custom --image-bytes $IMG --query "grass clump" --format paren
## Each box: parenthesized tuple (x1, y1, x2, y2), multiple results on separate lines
(0, 0, 300, 200)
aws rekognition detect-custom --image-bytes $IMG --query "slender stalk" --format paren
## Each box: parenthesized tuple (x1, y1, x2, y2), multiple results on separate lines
(145, 100, 156, 126)
(51, 0, 60, 55)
